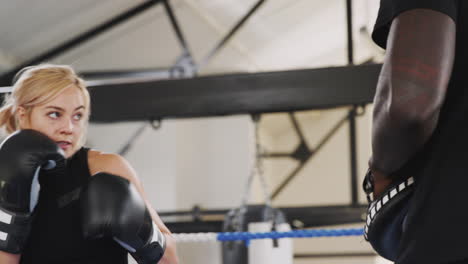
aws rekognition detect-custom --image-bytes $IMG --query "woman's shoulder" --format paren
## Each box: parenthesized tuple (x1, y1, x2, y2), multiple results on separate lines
(87, 149, 137, 181)
(87, 149, 121, 164)
(87, 149, 126, 174)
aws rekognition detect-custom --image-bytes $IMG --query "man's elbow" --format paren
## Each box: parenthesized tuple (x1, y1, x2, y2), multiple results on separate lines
(387, 97, 443, 126)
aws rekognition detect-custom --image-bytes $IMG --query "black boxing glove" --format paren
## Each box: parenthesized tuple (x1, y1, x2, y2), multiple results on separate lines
(0, 129, 65, 253)
(363, 169, 414, 261)
(81, 172, 166, 264)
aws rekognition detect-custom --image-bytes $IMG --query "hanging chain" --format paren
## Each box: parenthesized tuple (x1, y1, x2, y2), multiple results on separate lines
(255, 117, 272, 208)
(230, 115, 276, 231)
(239, 115, 272, 211)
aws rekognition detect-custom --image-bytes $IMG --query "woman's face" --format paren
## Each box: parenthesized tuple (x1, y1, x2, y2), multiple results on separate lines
(18, 86, 88, 158)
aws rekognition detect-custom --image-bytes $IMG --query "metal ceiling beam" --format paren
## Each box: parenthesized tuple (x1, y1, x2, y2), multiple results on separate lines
(346, 0, 361, 207)
(197, 0, 267, 70)
(346, 0, 354, 65)
(161, 204, 367, 233)
(163, 0, 192, 60)
(294, 252, 377, 259)
(0, 0, 163, 86)
(87, 63, 381, 123)
(79, 68, 173, 82)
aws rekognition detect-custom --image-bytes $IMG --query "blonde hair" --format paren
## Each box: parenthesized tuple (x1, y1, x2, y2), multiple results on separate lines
(0, 64, 91, 143)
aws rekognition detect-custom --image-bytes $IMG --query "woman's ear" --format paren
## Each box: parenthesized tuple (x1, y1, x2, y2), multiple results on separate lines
(16, 106, 29, 129)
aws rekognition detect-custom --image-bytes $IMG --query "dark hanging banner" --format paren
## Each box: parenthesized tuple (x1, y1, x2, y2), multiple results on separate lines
(89, 63, 381, 123)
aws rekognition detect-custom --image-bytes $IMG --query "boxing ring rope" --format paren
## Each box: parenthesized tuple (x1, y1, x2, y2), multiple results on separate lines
(173, 227, 364, 245)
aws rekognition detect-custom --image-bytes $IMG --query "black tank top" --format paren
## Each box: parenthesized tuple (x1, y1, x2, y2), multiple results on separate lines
(20, 147, 128, 264)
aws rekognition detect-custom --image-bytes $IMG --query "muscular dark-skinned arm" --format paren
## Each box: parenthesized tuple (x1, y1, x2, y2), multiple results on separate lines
(370, 9, 456, 188)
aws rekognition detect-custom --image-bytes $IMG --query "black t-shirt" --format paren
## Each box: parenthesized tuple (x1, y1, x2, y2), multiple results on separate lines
(373, 1, 468, 264)
(20, 148, 128, 264)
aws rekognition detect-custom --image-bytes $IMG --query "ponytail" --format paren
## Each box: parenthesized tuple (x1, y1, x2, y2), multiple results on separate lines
(0, 99, 17, 134)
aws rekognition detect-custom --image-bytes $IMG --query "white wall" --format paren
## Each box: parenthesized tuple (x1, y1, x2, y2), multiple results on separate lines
(174, 116, 254, 209)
